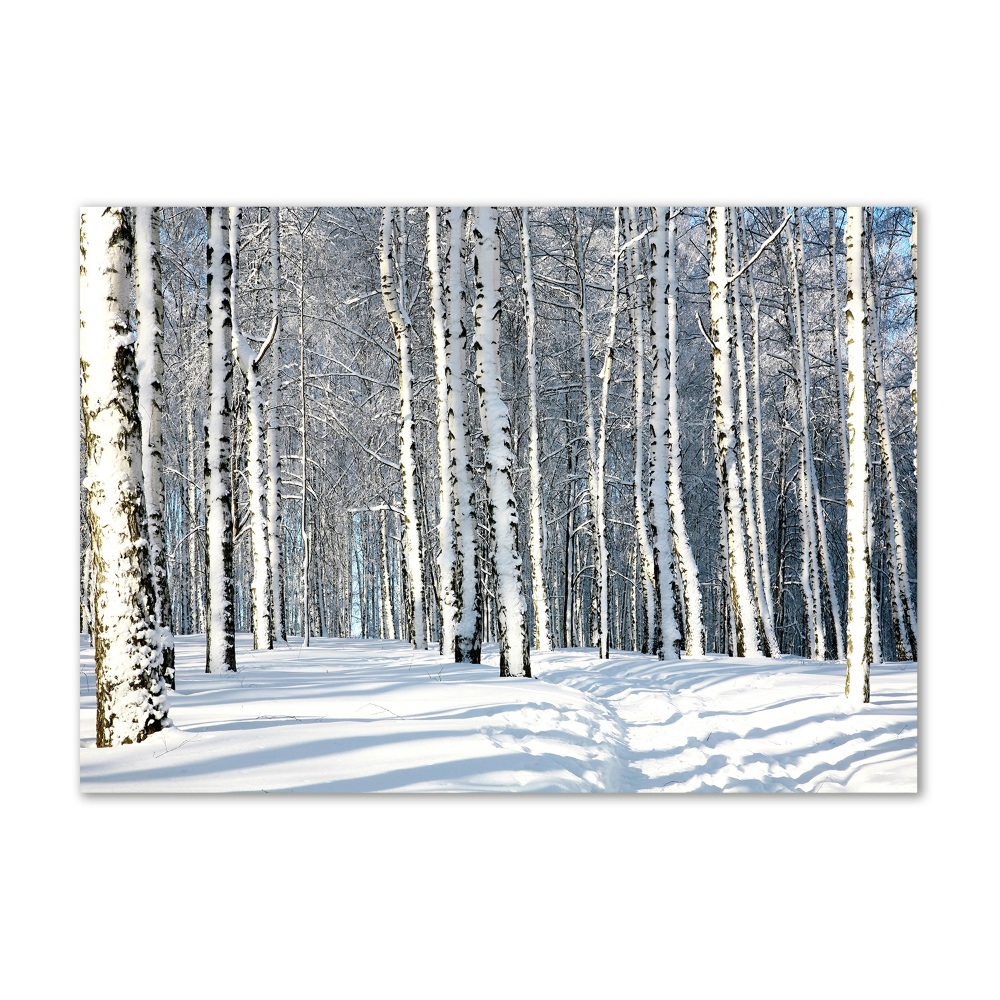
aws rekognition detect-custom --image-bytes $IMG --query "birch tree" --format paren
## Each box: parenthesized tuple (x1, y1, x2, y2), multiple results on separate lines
(647, 208, 684, 660)
(443, 207, 482, 662)
(666, 208, 705, 656)
(865, 208, 917, 660)
(472, 207, 531, 677)
(229, 207, 275, 651)
(911, 207, 918, 484)
(427, 207, 460, 658)
(267, 206, 286, 642)
(379, 206, 427, 650)
(205, 206, 237, 672)
(134, 206, 176, 688)
(81, 207, 169, 743)
(844, 207, 871, 705)
(570, 209, 608, 657)
(520, 208, 553, 651)
(706, 206, 760, 657)
(626, 208, 657, 652)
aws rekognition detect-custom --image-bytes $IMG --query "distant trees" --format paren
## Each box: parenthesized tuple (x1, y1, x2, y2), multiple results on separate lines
(82, 205, 917, 709)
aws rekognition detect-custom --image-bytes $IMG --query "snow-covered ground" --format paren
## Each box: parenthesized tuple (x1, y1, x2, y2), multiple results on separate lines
(80, 633, 916, 792)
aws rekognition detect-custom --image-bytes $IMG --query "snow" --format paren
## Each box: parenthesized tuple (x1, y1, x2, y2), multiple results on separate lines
(80, 633, 916, 792)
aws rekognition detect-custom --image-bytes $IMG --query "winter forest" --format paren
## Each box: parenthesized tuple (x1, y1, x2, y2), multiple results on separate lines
(79, 205, 917, 791)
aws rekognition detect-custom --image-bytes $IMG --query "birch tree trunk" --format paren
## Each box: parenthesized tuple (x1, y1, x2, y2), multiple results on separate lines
(427, 206, 459, 659)
(443, 207, 482, 662)
(229, 207, 274, 651)
(666, 209, 705, 655)
(471, 207, 531, 677)
(520, 208, 553, 651)
(911, 207, 918, 484)
(267, 206, 286, 642)
(135, 206, 176, 688)
(204, 206, 237, 672)
(865, 208, 917, 660)
(626, 208, 657, 653)
(379, 207, 427, 650)
(647, 208, 683, 660)
(81, 207, 169, 744)
(571, 209, 607, 657)
(844, 207, 871, 705)
(706, 206, 760, 657)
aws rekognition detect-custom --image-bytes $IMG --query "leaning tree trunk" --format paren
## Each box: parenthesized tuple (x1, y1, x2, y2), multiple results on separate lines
(135, 206, 176, 688)
(844, 207, 872, 706)
(379, 207, 427, 650)
(229, 208, 274, 651)
(204, 206, 237, 673)
(520, 207, 553, 651)
(472, 207, 531, 678)
(707, 206, 760, 657)
(81, 207, 169, 744)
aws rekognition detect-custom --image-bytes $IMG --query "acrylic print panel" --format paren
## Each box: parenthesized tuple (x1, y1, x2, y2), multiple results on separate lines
(79, 206, 917, 792)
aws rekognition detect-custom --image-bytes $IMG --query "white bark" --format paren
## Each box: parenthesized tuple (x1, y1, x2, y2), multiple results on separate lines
(80, 207, 169, 745)
(707, 206, 760, 657)
(134, 206, 176, 687)
(865, 208, 917, 660)
(626, 208, 657, 653)
(665, 209, 704, 656)
(443, 207, 482, 662)
(520, 208, 553, 651)
(571, 209, 607, 657)
(267, 206, 286, 642)
(911, 208, 918, 485)
(472, 207, 531, 677)
(427, 207, 459, 659)
(379, 207, 427, 650)
(205, 207, 237, 672)
(844, 207, 871, 705)
(229, 207, 274, 651)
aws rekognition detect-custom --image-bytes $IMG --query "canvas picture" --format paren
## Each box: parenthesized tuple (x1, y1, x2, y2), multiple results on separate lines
(79, 206, 917, 792)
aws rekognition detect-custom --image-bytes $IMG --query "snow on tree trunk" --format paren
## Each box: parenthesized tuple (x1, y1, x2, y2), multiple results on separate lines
(229, 208, 274, 651)
(134, 206, 176, 688)
(471, 207, 531, 678)
(81, 207, 169, 744)
(647, 208, 683, 660)
(829, 208, 850, 484)
(864, 208, 917, 661)
(443, 207, 482, 662)
(844, 207, 871, 705)
(666, 209, 704, 657)
(379, 507, 397, 641)
(706, 206, 760, 658)
(428, 207, 459, 659)
(267, 206, 286, 642)
(520, 208, 553, 651)
(571, 209, 608, 658)
(205, 207, 238, 672)
(379, 207, 427, 650)
(626, 208, 657, 653)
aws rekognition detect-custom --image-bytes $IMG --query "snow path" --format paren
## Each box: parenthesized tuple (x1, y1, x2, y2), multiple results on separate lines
(80, 634, 916, 792)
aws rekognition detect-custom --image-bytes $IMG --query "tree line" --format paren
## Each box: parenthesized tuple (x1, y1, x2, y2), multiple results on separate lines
(80, 206, 916, 744)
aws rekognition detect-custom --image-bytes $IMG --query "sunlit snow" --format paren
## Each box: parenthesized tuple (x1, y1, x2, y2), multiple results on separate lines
(80, 633, 916, 792)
